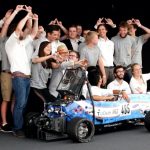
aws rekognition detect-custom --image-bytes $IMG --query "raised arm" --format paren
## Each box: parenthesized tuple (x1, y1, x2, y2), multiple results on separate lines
(57, 20, 68, 35)
(15, 11, 32, 37)
(133, 19, 150, 34)
(23, 6, 33, 37)
(0, 9, 13, 37)
(0, 5, 24, 38)
(94, 18, 105, 30)
(30, 14, 38, 39)
(0, 9, 14, 28)
(133, 19, 150, 40)
(105, 18, 116, 28)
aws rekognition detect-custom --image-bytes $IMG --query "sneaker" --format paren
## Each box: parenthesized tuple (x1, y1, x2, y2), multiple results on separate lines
(13, 130, 25, 138)
(0, 124, 13, 133)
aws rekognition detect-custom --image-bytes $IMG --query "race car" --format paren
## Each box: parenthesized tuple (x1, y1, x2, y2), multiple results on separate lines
(25, 67, 150, 143)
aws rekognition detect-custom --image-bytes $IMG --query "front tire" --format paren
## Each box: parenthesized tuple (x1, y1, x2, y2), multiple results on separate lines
(67, 117, 95, 143)
(145, 111, 150, 132)
(24, 112, 40, 138)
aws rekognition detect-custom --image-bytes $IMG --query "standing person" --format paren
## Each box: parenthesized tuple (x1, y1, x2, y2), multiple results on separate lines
(76, 24, 85, 42)
(80, 31, 106, 86)
(62, 25, 81, 51)
(97, 24, 114, 85)
(127, 19, 150, 66)
(111, 21, 136, 83)
(0, 6, 23, 132)
(5, 5, 38, 137)
(31, 41, 57, 104)
(78, 29, 90, 54)
(33, 24, 65, 56)
(130, 63, 150, 94)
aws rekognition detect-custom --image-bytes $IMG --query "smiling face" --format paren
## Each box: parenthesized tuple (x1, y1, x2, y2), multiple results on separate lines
(132, 64, 142, 77)
(115, 68, 125, 79)
(69, 51, 79, 62)
(119, 27, 128, 38)
(68, 27, 78, 39)
(128, 24, 137, 36)
(47, 30, 60, 41)
(97, 25, 108, 38)
(57, 45, 69, 61)
(43, 43, 52, 55)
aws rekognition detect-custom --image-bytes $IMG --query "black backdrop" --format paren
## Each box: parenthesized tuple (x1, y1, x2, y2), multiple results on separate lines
(0, 0, 150, 71)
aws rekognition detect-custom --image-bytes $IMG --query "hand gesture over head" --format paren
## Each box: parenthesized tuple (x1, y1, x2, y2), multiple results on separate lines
(32, 14, 38, 20)
(132, 19, 141, 27)
(96, 17, 104, 26)
(15, 5, 24, 12)
(127, 19, 133, 25)
(24, 5, 32, 13)
(105, 18, 114, 26)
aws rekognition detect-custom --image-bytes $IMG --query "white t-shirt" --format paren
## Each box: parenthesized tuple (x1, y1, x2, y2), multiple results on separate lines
(5, 32, 33, 75)
(70, 39, 79, 51)
(82, 84, 113, 98)
(129, 73, 150, 94)
(107, 79, 131, 94)
(97, 37, 114, 67)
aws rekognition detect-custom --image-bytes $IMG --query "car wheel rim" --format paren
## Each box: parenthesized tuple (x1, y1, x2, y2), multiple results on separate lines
(78, 122, 89, 139)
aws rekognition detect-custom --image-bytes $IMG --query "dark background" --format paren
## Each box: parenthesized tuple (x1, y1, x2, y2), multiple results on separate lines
(0, 0, 150, 73)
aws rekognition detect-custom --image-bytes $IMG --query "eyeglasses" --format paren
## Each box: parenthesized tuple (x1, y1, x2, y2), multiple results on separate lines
(116, 70, 125, 73)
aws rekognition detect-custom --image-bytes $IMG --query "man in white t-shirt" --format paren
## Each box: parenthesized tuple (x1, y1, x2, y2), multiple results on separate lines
(97, 24, 115, 85)
(5, 5, 38, 137)
(107, 65, 131, 100)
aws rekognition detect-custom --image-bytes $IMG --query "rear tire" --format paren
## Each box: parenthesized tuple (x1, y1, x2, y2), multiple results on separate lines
(67, 117, 95, 143)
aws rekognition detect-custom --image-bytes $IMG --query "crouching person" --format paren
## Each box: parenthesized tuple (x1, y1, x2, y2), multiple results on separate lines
(31, 41, 57, 104)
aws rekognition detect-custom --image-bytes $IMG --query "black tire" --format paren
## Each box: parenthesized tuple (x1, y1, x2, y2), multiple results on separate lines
(67, 117, 95, 143)
(145, 111, 150, 132)
(24, 112, 40, 138)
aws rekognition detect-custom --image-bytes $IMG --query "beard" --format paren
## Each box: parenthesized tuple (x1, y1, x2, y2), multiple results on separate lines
(116, 75, 124, 80)
(19, 36, 24, 40)
(119, 34, 127, 38)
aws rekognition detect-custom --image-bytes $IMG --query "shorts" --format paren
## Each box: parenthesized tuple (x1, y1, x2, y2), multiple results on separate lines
(1, 72, 13, 101)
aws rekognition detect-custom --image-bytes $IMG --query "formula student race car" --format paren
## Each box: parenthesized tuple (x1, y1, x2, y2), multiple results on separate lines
(25, 67, 150, 143)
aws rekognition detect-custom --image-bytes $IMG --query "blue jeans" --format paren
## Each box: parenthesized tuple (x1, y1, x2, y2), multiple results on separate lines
(12, 77, 30, 131)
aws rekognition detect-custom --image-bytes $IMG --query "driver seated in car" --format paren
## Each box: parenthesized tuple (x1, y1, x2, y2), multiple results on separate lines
(82, 66, 130, 102)
(107, 65, 131, 102)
